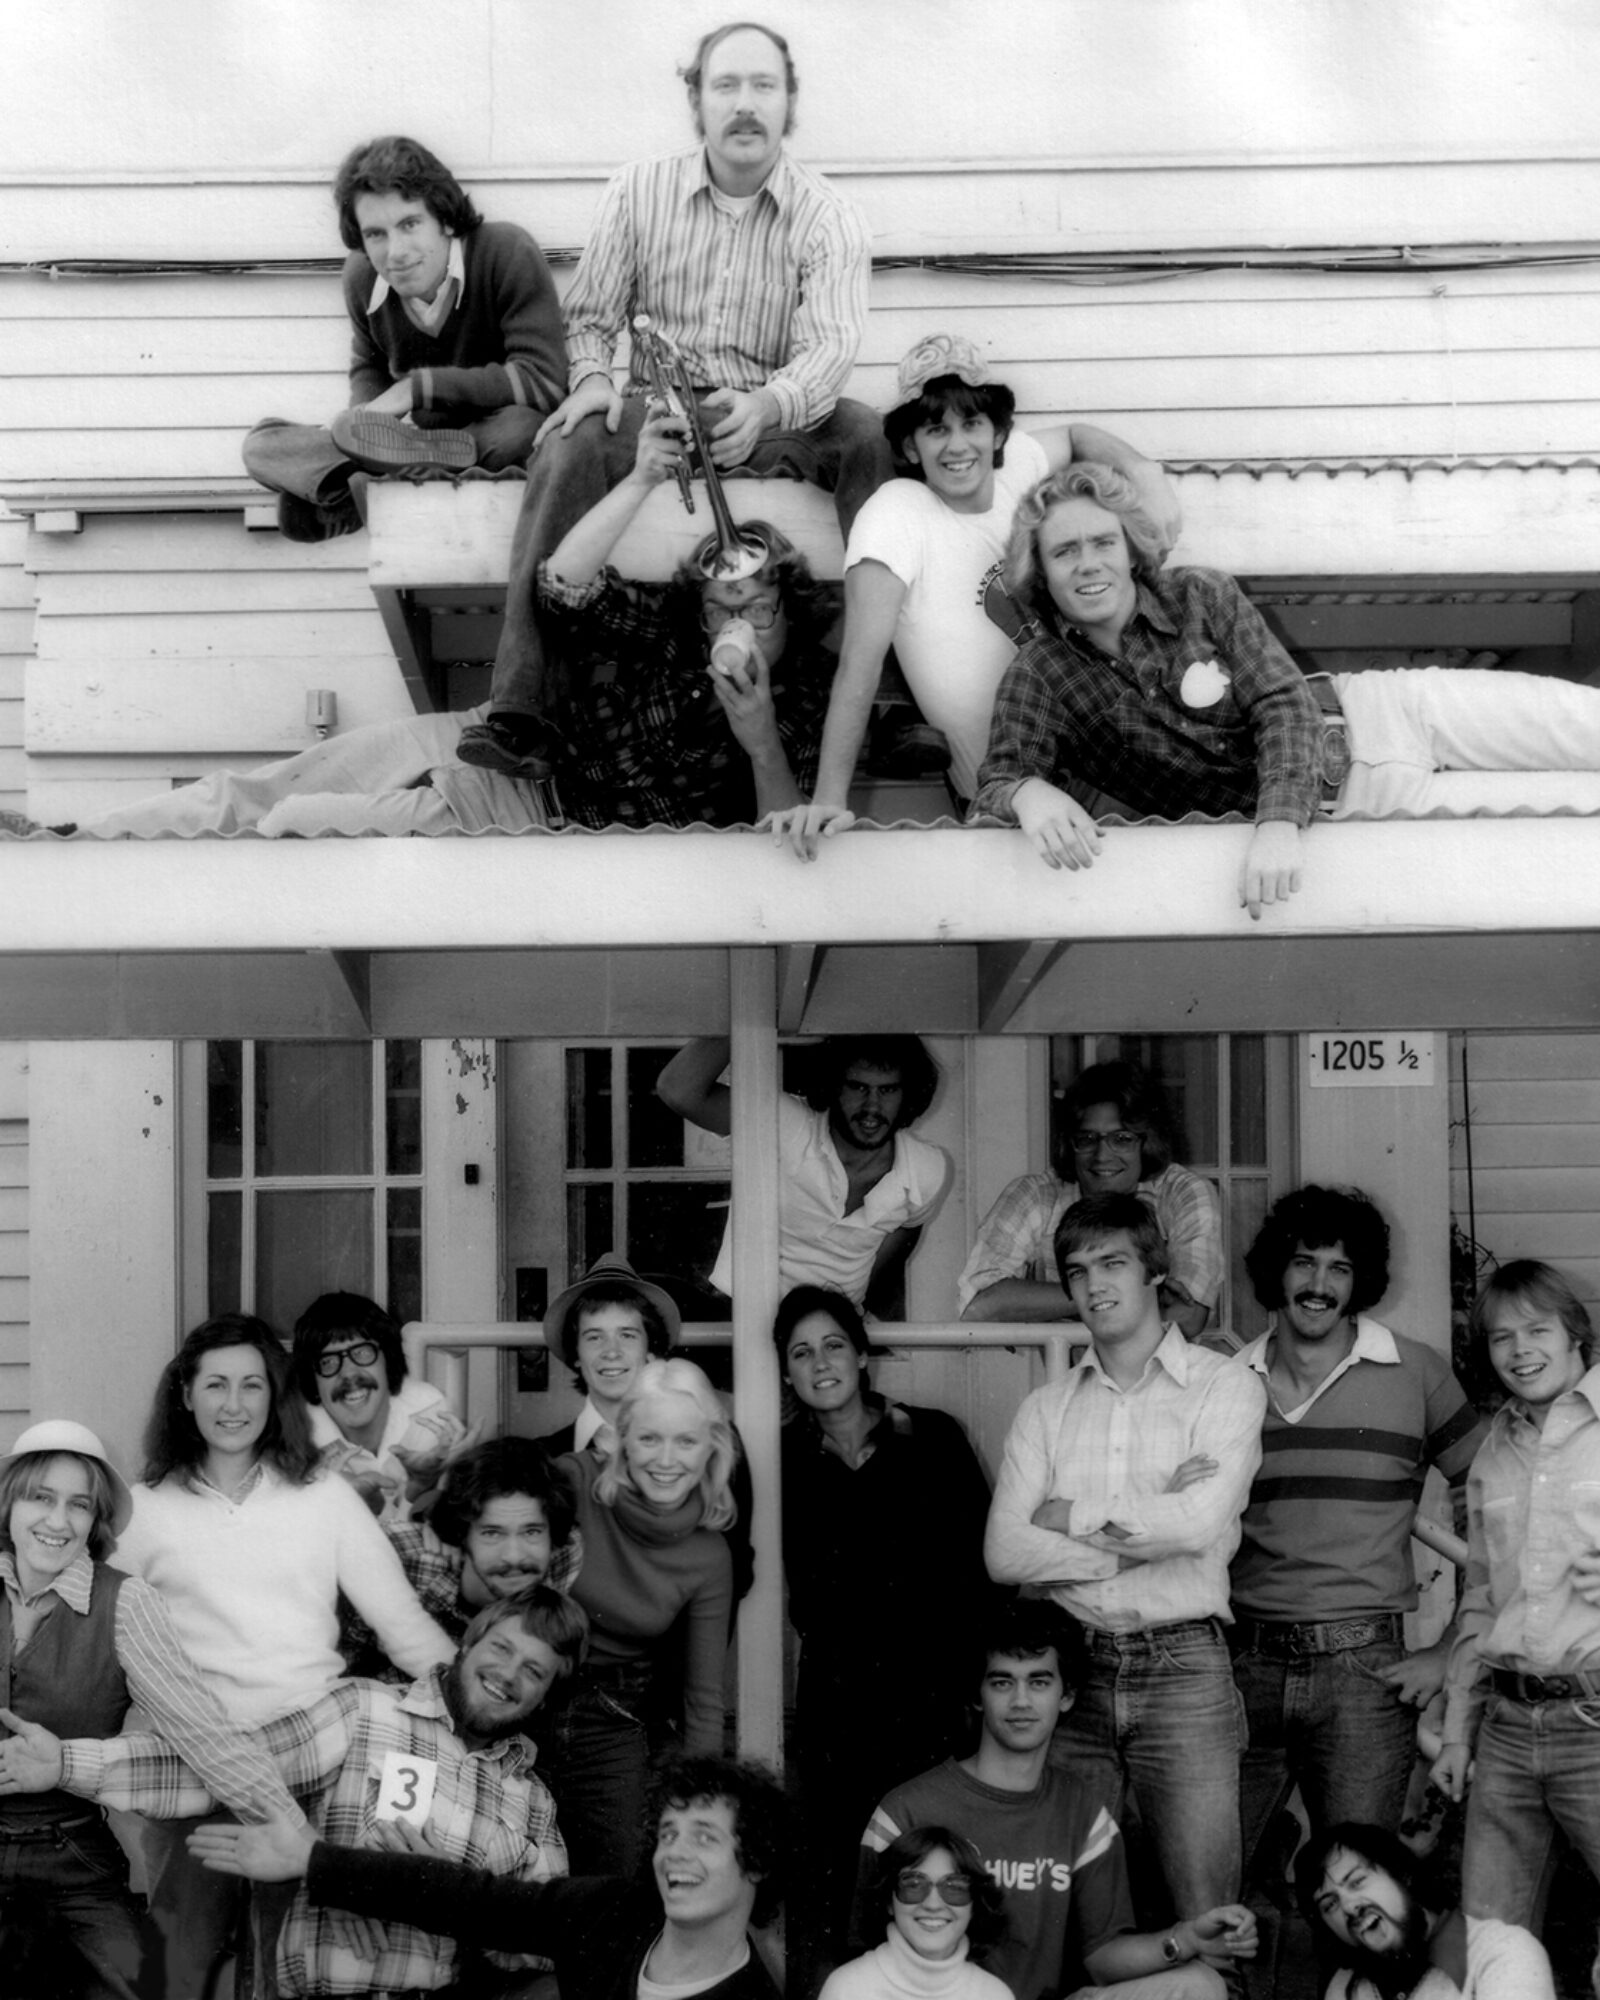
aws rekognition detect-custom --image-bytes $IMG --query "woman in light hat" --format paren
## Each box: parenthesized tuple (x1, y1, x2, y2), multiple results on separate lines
(0, 1417, 297, 2000)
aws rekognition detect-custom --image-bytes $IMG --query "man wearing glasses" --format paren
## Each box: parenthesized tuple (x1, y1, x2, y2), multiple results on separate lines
(291, 1293, 468, 1523)
(958, 1059, 1222, 1339)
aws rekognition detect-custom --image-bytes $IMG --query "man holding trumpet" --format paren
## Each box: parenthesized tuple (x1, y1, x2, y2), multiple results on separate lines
(456, 18, 892, 782)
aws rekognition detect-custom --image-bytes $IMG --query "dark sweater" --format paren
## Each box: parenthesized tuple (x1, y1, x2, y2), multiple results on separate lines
(306, 1846, 780, 2000)
(342, 219, 567, 417)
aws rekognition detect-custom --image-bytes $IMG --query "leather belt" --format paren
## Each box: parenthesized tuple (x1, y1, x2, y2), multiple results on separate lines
(1237, 1613, 1401, 1657)
(1490, 1665, 1600, 1704)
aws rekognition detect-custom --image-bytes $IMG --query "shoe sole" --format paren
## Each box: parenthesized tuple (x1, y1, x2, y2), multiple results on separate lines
(456, 729, 554, 781)
(340, 412, 477, 470)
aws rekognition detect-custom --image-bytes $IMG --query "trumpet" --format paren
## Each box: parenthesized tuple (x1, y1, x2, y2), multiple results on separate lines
(631, 314, 770, 582)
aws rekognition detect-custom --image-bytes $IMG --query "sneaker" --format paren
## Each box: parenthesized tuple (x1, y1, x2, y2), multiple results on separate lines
(867, 717, 952, 779)
(0, 808, 39, 837)
(455, 714, 557, 781)
(276, 488, 363, 544)
(334, 410, 477, 471)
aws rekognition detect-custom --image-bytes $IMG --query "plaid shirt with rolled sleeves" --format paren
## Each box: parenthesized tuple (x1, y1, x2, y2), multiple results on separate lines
(970, 567, 1328, 831)
(538, 562, 832, 828)
(562, 148, 871, 433)
(341, 1523, 584, 1677)
(58, 1668, 566, 1999)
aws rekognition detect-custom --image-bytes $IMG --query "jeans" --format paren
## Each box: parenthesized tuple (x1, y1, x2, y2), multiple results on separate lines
(243, 405, 543, 504)
(1461, 1691, 1600, 1998)
(1048, 1619, 1246, 1925)
(536, 1662, 656, 1877)
(487, 393, 895, 719)
(1233, 1636, 1416, 1885)
(0, 1812, 147, 2000)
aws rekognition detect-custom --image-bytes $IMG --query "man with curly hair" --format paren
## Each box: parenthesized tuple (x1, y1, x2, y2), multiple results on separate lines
(243, 134, 567, 541)
(973, 462, 1600, 917)
(1230, 1186, 1484, 1888)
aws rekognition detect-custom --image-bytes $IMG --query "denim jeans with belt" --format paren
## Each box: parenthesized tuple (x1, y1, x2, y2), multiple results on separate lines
(0, 1810, 147, 2000)
(1462, 1690, 1600, 1995)
(536, 1659, 659, 1877)
(1048, 1618, 1246, 1925)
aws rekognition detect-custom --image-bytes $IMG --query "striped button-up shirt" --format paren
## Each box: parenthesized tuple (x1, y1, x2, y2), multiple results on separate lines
(985, 1326, 1266, 1630)
(1443, 1365, 1600, 1744)
(971, 568, 1328, 830)
(0, 1550, 298, 1823)
(563, 147, 871, 432)
(59, 1667, 565, 1998)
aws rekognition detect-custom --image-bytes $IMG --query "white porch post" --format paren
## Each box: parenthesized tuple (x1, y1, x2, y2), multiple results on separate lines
(728, 948, 784, 1765)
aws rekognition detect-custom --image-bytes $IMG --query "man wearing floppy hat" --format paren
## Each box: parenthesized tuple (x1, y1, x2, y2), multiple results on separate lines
(773, 332, 1180, 854)
(0, 1420, 299, 2000)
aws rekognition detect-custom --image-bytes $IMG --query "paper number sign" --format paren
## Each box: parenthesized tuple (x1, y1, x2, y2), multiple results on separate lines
(374, 1751, 438, 1827)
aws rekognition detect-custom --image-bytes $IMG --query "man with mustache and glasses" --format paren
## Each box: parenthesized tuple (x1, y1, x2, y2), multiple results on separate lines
(292, 1293, 468, 1525)
(0, 1589, 587, 2000)
(455, 18, 895, 783)
(1230, 1188, 1485, 1894)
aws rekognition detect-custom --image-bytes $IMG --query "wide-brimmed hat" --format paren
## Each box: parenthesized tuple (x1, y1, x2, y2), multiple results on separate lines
(885, 332, 991, 417)
(0, 1419, 133, 1537)
(543, 1253, 683, 1366)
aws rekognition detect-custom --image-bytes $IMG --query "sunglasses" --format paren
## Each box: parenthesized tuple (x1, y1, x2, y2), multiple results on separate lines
(701, 597, 781, 633)
(894, 1871, 973, 1907)
(314, 1340, 382, 1379)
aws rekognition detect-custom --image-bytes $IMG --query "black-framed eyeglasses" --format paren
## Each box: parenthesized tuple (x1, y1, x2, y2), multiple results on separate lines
(314, 1339, 382, 1378)
(701, 598, 781, 633)
(894, 1871, 973, 1907)
(1070, 1128, 1143, 1155)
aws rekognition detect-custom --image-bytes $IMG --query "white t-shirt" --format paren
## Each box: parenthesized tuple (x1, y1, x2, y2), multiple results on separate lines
(844, 428, 1051, 797)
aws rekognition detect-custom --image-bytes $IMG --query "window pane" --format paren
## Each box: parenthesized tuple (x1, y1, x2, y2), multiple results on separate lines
(566, 1183, 615, 1283)
(385, 1040, 423, 1177)
(565, 1048, 612, 1170)
(208, 1041, 244, 1180)
(255, 1043, 371, 1178)
(387, 1186, 423, 1327)
(1230, 1035, 1268, 1167)
(256, 1189, 372, 1334)
(207, 1190, 242, 1318)
(1229, 1177, 1271, 1341)
(627, 1047, 686, 1168)
(630, 1182, 732, 1297)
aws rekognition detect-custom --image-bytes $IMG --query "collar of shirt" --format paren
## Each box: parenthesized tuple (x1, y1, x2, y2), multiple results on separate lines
(572, 1399, 611, 1455)
(187, 1457, 270, 1504)
(0, 1545, 93, 1614)
(1241, 1314, 1400, 1418)
(685, 143, 789, 214)
(1078, 1321, 1193, 1394)
(368, 232, 467, 331)
(404, 1664, 535, 1775)
(1043, 575, 1177, 662)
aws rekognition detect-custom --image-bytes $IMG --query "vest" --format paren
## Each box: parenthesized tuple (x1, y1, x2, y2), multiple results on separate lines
(0, 1561, 130, 1827)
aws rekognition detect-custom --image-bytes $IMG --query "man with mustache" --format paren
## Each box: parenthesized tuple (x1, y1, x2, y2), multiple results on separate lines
(456, 19, 894, 782)
(0, 1588, 587, 2000)
(292, 1293, 468, 1524)
(656, 1034, 949, 1313)
(1230, 1187, 1485, 1891)
(1298, 1821, 1553, 1998)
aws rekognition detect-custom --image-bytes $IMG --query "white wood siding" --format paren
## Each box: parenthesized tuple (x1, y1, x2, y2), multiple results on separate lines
(0, 1045, 28, 1447)
(1450, 1032, 1600, 1319)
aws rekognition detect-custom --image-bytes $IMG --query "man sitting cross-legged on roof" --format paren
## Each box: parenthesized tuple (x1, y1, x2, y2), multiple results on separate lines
(0, 1587, 586, 2000)
(7, 416, 835, 842)
(291, 1291, 469, 1525)
(183, 1752, 793, 2000)
(342, 1438, 583, 1679)
(972, 462, 1600, 918)
(854, 1600, 1256, 2000)
(773, 332, 1180, 847)
(242, 135, 566, 542)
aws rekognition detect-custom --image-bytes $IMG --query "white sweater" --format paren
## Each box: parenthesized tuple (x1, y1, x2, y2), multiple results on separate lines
(113, 1462, 453, 1727)
(820, 1929, 1013, 2000)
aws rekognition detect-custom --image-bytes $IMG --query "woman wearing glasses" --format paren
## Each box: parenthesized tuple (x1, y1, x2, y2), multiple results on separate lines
(291, 1291, 468, 1522)
(822, 1829, 1011, 2000)
(115, 1313, 453, 2000)
(958, 1060, 1224, 1340)
(775, 1286, 998, 1980)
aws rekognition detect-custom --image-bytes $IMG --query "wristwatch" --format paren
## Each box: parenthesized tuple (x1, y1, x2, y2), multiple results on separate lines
(1161, 1934, 1184, 1965)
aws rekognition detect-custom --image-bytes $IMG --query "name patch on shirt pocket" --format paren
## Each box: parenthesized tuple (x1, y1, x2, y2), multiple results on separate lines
(1179, 658, 1231, 708)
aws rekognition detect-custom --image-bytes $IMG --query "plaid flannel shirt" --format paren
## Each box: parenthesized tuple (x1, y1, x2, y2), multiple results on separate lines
(59, 1667, 566, 1998)
(538, 563, 831, 828)
(971, 567, 1327, 829)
